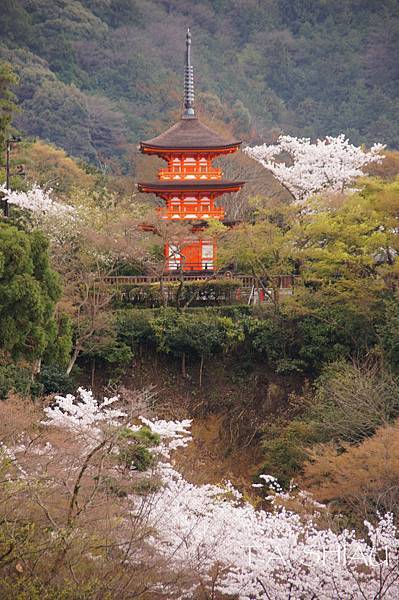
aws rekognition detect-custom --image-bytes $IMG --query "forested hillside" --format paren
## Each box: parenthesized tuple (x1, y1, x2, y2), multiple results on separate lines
(1, 0, 399, 170)
(3, 2, 399, 598)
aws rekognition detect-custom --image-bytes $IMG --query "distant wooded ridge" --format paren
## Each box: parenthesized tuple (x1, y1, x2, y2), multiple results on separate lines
(1, 0, 398, 169)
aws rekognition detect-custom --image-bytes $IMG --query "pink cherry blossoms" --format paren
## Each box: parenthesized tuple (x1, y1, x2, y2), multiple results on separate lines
(40, 388, 399, 599)
(0, 183, 74, 217)
(244, 134, 385, 203)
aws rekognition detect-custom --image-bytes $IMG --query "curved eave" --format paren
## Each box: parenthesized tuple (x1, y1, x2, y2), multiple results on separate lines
(140, 142, 241, 155)
(137, 181, 245, 194)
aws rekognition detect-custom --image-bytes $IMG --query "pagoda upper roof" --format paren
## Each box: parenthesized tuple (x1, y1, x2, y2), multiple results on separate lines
(140, 117, 241, 152)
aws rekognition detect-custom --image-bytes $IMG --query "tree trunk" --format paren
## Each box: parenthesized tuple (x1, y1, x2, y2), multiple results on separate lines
(34, 357, 42, 374)
(199, 355, 204, 387)
(66, 346, 80, 375)
(175, 266, 185, 309)
(159, 275, 167, 307)
(181, 352, 186, 378)
(175, 279, 184, 309)
(31, 357, 42, 381)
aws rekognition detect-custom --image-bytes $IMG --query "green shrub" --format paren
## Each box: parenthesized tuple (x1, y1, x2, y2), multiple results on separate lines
(118, 445, 155, 472)
(275, 358, 307, 374)
(115, 309, 155, 350)
(118, 425, 160, 447)
(39, 365, 75, 395)
(93, 340, 133, 366)
(113, 278, 241, 307)
(246, 312, 299, 371)
(179, 278, 241, 306)
(43, 313, 73, 370)
(212, 304, 252, 318)
(260, 420, 321, 488)
(117, 425, 160, 472)
(113, 283, 164, 307)
(0, 364, 34, 400)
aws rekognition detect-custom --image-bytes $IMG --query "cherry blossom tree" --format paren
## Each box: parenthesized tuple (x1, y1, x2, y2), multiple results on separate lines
(39, 388, 399, 599)
(0, 183, 80, 251)
(244, 134, 385, 203)
(0, 183, 74, 219)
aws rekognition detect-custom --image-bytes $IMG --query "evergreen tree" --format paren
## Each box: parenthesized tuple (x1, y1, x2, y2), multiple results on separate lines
(0, 222, 61, 368)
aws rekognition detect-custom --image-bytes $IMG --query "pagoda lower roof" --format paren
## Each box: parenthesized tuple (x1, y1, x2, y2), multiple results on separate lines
(138, 180, 244, 193)
(140, 117, 241, 152)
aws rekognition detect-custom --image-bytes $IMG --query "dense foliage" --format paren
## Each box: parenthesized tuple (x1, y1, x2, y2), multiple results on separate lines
(0, 222, 62, 367)
(1, 0, 399, 168)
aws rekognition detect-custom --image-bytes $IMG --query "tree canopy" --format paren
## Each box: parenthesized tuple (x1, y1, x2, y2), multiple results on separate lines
(0, 222, 61, 364)
(1, 0, 398, 169)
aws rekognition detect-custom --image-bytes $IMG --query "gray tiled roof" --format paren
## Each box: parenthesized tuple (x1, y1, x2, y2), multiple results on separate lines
(141, 118, 241, 150)
(138, 180, 244, 192)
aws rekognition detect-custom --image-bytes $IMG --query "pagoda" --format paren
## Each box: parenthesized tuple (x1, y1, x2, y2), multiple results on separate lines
(138, 29, 244, 272)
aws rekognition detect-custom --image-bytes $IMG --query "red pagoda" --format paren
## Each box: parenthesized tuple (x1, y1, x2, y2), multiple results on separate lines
(138, 29, 244, 272)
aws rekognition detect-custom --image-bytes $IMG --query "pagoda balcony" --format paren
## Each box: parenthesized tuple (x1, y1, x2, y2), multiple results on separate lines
(158, 167, 222, 181)
(157, 205, 225, 220)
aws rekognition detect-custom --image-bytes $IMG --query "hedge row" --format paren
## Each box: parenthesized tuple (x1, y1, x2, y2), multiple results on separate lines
(112, 279, 242, 308)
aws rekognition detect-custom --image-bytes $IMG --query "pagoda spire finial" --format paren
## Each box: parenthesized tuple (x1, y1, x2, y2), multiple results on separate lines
(183, 27, 195, 119)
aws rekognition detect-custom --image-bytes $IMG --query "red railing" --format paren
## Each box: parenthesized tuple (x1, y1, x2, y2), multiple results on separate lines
(158, 167, 222, 180)
(157, 206, 224, 220)
(167, 262, 214, 272)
